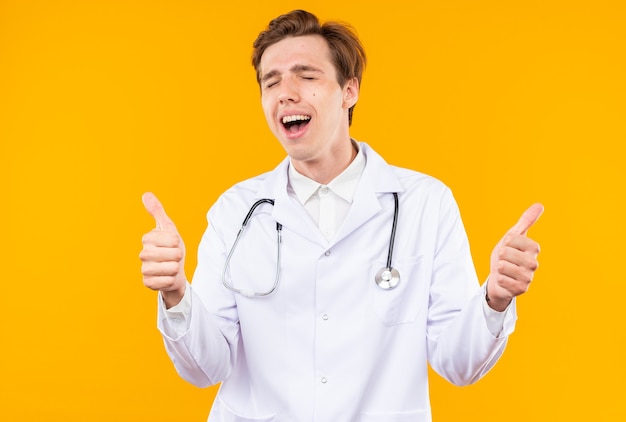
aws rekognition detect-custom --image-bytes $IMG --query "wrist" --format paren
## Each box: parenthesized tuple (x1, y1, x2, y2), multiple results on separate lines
(485, 280, 512, 312)
(161, 284, 186, 309)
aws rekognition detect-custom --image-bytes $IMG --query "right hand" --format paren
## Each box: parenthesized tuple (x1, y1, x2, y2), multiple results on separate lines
(139, 192, 187, 307)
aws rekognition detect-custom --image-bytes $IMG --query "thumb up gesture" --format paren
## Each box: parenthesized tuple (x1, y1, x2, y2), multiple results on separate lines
(139, 192, 187, 308)
(487, 203, 544, 311)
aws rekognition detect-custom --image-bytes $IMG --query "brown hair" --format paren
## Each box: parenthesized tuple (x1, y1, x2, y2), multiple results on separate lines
(252, 10, 366, 125)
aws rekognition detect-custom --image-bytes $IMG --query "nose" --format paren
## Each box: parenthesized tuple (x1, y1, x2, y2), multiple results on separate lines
(278, 78, 299, 104)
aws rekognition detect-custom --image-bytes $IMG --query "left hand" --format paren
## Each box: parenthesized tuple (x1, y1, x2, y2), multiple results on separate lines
(487, 203, 544, 311)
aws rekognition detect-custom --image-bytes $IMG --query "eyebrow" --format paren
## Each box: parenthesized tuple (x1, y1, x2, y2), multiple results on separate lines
(261, 64, 324, 83)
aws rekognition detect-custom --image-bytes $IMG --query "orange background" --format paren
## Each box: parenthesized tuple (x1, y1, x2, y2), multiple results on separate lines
(1, 0, 624, 420)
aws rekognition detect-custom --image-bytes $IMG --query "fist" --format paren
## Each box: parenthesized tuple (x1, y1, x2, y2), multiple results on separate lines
(488, 203, 544, 311)
(139, 192, 187, 305)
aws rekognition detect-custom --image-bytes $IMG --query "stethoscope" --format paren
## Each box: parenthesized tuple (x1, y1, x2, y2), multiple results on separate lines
(222, 193, 400, 297)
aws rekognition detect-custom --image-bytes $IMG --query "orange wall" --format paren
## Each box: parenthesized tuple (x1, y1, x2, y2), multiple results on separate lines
(1, 0, 624, 420)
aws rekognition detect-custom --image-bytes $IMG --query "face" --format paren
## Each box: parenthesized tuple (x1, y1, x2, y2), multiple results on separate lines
(259, 35, 359, 176)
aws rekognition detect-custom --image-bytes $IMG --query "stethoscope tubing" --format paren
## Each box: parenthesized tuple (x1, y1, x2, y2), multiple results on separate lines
(386, 192, 399, 270)
(222, 199, 282, 297)
(222, 193, 400, 297)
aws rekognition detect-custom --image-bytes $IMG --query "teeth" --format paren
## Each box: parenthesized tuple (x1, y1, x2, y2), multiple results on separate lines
(282, 115, 311, 124)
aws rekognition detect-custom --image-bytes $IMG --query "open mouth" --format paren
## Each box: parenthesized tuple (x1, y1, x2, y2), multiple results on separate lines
(282, 114, 311, 134)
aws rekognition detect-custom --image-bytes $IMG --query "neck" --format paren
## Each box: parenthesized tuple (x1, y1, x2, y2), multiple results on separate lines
(292, 140, 358, 184)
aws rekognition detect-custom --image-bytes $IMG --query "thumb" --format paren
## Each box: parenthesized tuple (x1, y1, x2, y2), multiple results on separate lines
(142, 192, 178, 232)
(510, 203, 544, 236)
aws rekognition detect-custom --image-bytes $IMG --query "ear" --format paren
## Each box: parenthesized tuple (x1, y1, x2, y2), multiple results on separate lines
(342, 77, 360, 109)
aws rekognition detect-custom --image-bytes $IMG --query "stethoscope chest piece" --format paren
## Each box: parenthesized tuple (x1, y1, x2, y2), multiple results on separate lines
(375, 267, 400, 290)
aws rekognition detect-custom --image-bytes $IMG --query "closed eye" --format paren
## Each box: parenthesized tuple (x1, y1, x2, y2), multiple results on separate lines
(264, 80, 279, 89)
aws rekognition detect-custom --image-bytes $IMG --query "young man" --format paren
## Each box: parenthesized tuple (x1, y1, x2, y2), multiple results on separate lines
(140, 9, 542, 421)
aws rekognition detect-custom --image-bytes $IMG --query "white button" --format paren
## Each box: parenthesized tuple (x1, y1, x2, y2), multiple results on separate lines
(319, 187, 329, 195)
(321, 377, 328, 384)
(322, 314, 329, 320)
(324, 250, 331, 256)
